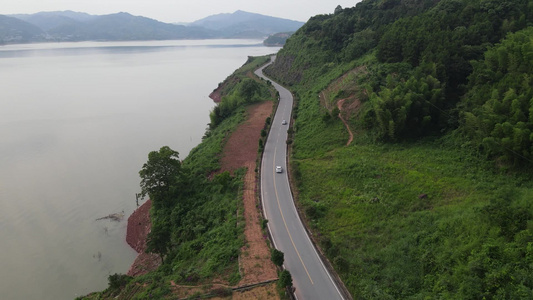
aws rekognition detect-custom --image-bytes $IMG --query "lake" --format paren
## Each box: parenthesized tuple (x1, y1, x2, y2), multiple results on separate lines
(0, 40, 279, 300)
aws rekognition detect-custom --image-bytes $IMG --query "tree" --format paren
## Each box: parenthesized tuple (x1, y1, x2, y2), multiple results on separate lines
(460, 27, 533, 166)
(139, 146, 182, 208)
(146, 216, 171, 263)
(239, 78, 261, 101)
(107, 273, 131, 291)
(369, 70, 444, 140)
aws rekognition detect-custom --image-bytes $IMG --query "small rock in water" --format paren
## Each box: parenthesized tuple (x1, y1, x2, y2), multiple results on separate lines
(96, 211, 125, 222)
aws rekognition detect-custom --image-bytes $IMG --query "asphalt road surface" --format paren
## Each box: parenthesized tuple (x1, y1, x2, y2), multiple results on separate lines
(255, 57, 345, 300)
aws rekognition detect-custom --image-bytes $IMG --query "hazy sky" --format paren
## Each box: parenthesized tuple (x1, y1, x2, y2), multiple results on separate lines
(1, 0, 361, 23)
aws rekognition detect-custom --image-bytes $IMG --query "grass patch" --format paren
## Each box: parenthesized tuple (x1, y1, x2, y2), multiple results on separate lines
(294, 135, 533, 298)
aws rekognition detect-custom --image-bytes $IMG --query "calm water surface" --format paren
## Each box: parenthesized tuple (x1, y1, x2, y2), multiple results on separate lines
(0, 40, 279, 300)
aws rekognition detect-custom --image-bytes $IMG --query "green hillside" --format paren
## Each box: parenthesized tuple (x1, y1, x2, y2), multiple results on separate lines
(265, 0, 533, 298)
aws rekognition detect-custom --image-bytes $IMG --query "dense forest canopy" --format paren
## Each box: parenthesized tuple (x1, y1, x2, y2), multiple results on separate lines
(268, 0, 533, 166)
(461, 27, 533, 165)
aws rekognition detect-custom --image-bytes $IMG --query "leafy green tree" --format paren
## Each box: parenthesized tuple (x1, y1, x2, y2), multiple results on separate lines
(138, 146, 184, 262)
(239, 78, 261, 101)
(146, 216, 171, 263)
(139, 146, 182, 209)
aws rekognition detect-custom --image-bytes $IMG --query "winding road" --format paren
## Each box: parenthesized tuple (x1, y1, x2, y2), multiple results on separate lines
(255, 57, 346, 300)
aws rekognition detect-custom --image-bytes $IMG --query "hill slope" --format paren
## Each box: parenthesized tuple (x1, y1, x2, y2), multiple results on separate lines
(265, 0, 533, 298)
(0, 15, 44, 43)
(11, 11, 96, 31)
(77, 12, 215, 40)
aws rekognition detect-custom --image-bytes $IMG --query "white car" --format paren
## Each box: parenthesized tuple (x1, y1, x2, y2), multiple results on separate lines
(281, 120, 287, 125)
(275, 166, 283, 173)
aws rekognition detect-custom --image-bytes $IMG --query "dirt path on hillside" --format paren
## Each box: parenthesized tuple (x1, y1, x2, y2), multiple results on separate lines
(220, 102, 278, 286)
(337, 98, 354, 146)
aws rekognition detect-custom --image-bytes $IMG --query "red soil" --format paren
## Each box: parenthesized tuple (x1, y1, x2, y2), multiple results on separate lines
(209, 89, 222, 103)
(220, 102, 271, 173)
(220, 102, 278, 285)
(209, 76, 240, 103)
(125, 200, 161, 276)
(126, 200, 151, 253)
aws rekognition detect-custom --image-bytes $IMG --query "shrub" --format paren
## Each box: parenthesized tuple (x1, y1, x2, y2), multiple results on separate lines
(278, 270, 293, 288)
(271, 249, 284, 267)
(261, 219, 269, 230)
(107, 273, 132, 290)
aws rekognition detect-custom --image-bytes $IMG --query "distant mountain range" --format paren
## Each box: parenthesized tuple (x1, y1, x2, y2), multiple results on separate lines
(0, 10, 304, 44)
(190, 10, 302, 39)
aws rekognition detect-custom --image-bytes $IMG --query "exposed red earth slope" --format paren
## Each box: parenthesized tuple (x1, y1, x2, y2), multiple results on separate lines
(219, 102, 278, 285)
(126, 200, 160, 276)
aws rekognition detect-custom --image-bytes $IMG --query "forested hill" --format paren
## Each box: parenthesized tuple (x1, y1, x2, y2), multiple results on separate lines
(268, 0, 533, 166)
(265, 0, 533, 298)
(0, 15, 45, 43)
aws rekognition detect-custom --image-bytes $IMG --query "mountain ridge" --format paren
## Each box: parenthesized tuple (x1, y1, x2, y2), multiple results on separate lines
(0, 14, 45, 43)
(1, 10, 304, 43)
(190, 10, 303, 38)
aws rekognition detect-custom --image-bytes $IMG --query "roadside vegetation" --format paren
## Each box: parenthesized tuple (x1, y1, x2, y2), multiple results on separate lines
(265, 0, 533, 298)
(209, 56, 272, 128)
(79, 56, 277, 299)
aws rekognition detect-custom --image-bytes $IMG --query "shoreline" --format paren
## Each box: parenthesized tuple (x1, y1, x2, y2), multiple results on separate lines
(125, 199, 161, 276)
(123, 103, 278, 283)
(120, 57, 279, 298)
